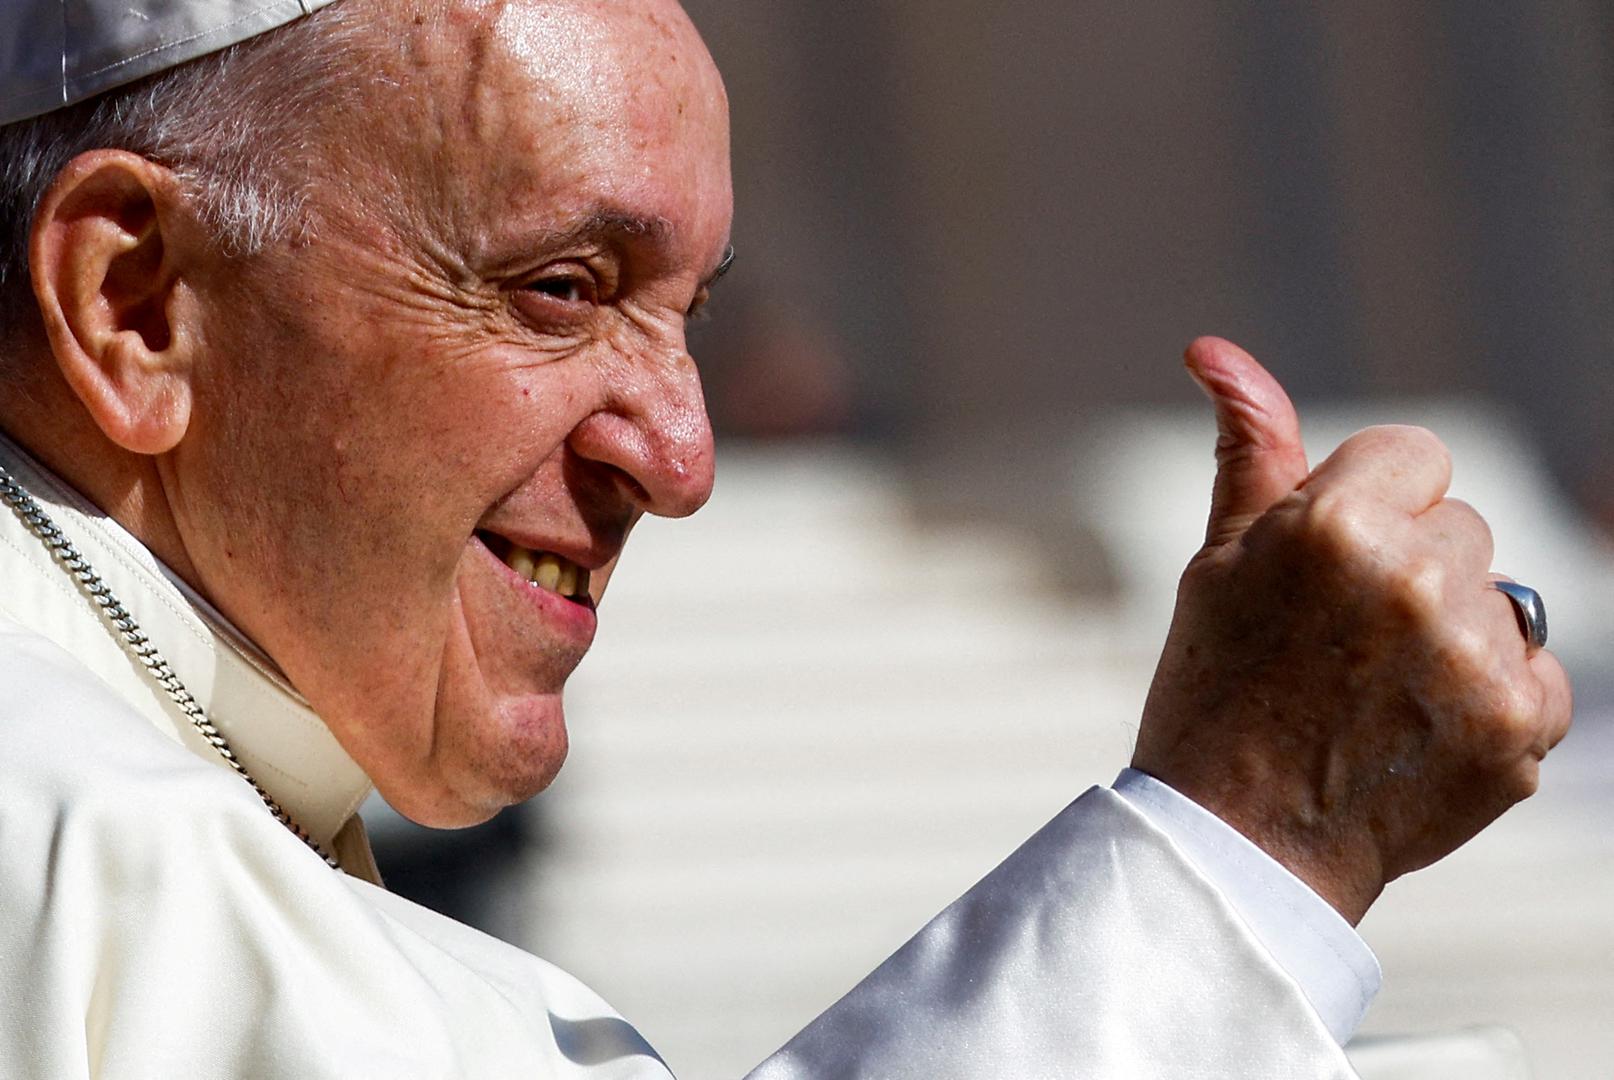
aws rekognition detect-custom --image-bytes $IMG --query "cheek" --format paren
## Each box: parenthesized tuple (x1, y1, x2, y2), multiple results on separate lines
(189, 291, 603, 604)
(320, 351, 588, 528)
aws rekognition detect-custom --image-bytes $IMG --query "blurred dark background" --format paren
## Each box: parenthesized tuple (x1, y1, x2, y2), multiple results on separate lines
(681, 0, 1614, 528)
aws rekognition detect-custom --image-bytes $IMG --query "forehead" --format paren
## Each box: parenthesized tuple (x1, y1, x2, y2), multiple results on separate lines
(385, 0, 731, 262)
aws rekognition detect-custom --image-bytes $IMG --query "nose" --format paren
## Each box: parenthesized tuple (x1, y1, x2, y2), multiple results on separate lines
(567, 346, 716, 519)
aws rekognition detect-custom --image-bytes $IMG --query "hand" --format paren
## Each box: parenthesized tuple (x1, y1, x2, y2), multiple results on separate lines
(1131, 337, 1574, 924)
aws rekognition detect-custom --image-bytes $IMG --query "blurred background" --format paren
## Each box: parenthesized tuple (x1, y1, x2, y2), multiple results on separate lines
(368, 3, 1614, 1076)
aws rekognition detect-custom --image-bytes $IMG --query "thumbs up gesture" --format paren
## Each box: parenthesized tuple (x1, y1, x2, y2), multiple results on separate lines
(1131, 337, 1574, 924)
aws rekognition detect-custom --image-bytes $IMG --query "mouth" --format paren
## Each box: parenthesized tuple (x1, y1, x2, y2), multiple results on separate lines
(474, 530, 596, 610)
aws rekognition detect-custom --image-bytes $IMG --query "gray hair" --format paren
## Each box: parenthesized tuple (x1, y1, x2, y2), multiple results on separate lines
(0, 1, 369, 327)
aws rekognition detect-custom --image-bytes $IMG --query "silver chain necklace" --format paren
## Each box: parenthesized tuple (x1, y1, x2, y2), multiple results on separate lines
(0, 463, 340, 869)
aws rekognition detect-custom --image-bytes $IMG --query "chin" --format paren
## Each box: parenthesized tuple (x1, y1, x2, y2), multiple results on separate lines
(380, 692, 572, 829)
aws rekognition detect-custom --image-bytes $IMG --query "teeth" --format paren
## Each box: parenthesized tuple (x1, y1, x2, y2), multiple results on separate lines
(534, 554, 561, 592)
(495, 539, 590, 599)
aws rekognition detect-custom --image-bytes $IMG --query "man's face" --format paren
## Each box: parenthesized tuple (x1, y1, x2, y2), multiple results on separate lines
(166, 0, 733, 825)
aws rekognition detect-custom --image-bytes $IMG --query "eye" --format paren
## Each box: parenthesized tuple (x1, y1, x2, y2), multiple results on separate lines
(523, 270, 598, 305)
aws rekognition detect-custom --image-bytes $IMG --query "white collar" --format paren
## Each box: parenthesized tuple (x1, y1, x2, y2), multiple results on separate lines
(0, 434, 374, 852)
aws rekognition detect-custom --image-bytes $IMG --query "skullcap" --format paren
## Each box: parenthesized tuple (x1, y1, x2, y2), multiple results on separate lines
(0, 0, 344, 127)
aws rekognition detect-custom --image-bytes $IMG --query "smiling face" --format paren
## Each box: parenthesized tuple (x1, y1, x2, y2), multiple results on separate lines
(163, 0, 733, 825)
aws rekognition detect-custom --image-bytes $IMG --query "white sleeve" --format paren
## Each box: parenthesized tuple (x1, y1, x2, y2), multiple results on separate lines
(746, 787, 1357, 1080)
(1112, 767, 1381, 1044)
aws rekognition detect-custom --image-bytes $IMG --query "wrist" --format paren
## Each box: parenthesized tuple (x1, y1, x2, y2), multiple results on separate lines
(1128, 760, 1385, 925)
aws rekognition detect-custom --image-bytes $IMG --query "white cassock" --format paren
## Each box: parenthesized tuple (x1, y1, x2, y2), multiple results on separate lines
(0, 435, 1371, 1078)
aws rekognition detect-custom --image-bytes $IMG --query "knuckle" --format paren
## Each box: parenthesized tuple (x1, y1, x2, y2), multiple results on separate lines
(1384, 557, 1447, 623)
(1385, 424, 1451, 469)
(1437, 623, 1491, 677)
(1532, 648, 1571, 697)
(1435, 505, 1496, 571)
(1498, 689, 1541, 741)
(1339, 423, 1448, 463)
(1439, 497, 1493, 543)
(1440, 495, 1481, 523)
(1297, 490, 1376, 559)
(1505, 761, 1541, 802)
(1480, 679, 1545, 753)
(1335, 425, 1395, 455)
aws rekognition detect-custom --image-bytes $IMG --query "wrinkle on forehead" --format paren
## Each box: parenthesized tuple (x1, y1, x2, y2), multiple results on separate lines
(488, 3, 637, 184)
(401, 1, 720, 179)
(493, 2, 621, 99)
(420, 1, 708, 136)
(340, 0, 728, 269)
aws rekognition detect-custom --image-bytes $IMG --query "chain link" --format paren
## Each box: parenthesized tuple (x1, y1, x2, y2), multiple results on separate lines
(0, 464, 340, 869)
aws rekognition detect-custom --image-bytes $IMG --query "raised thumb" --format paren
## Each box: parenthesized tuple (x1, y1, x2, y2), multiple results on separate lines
(1185, 336, 1309, 547)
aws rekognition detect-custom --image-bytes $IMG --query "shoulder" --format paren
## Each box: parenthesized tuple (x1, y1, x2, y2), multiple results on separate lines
(0, 615, 295, 866)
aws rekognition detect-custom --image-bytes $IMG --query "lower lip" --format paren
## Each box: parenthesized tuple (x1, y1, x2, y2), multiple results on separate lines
(471, 536, 599, 645)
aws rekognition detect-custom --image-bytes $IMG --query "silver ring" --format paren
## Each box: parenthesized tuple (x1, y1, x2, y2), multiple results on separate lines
(1492, 581, 1548, 649)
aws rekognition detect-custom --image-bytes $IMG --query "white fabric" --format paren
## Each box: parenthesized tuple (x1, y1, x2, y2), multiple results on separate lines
(0, 437, 371, 855)
(0, 435, 1357, 1078)
(746, 787, 1356, 1080)
(1114, 767, 1382, 1042)
(0, 0, 342, 127)
(0, 621, 673, 1078)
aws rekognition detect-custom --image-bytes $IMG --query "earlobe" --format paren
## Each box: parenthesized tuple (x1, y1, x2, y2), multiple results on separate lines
(29, 150, 195, 456)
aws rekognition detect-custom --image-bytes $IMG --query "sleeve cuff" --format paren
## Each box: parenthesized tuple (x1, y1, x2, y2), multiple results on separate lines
(1112, 768, 1381, 1044)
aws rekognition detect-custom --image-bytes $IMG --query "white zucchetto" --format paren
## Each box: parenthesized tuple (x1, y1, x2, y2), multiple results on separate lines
(0, 0, 343, 127)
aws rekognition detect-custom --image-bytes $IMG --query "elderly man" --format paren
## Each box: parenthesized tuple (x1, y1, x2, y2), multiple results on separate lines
(0, 0, 1570, 1077)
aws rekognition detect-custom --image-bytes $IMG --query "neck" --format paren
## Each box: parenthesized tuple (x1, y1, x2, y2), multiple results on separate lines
(0, 350, 203, 590)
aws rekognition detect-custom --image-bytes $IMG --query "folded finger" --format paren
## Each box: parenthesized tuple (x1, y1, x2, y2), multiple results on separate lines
(1529, 648, 1574, 753)
(1303, 425, 1453, 515)
(1416, 498, 1496, 575)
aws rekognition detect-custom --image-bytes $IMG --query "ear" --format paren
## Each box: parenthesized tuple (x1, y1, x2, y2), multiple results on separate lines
(29, 150, 197, 455)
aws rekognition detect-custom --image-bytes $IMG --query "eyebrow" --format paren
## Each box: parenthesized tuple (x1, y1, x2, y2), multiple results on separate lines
(537, 211, 675, 250)
(559, 214, 733, 288)
(504, 212, 732, 288)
